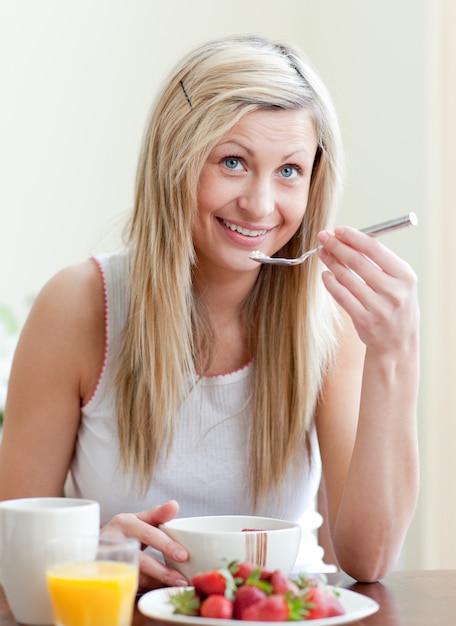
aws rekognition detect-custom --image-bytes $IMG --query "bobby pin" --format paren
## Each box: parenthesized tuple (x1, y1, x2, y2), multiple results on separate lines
(180, 80, 193, 110)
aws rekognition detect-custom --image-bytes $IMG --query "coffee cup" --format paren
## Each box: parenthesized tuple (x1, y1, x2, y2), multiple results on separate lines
(0, 497, 100, 625)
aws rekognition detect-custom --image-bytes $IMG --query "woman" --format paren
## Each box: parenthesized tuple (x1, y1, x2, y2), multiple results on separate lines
(0, 34, 419, 585)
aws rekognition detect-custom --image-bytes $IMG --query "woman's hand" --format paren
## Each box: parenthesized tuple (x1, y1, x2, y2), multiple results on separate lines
(101, 500, 189, 590)
(317, 225, 419, 352)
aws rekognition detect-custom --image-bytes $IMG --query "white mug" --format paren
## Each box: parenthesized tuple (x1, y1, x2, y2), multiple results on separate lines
(0, 497, 100, 625)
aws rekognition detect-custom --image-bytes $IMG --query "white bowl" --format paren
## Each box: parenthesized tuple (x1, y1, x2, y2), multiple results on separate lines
(159, 515, 301, 580)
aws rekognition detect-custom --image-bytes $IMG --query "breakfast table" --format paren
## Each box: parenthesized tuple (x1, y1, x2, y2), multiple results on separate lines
(0, 569, 454, 625)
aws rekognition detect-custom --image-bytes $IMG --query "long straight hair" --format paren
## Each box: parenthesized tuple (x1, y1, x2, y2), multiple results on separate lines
(116, 34, 344, 506)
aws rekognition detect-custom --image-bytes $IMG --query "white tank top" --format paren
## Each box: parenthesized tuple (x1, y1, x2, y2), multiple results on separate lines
(65, 251, 330, 571)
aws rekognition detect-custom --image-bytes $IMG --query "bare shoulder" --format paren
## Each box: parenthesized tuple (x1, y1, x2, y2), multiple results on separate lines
(36, 259, 104, 320)
(16, 258, 105, 404)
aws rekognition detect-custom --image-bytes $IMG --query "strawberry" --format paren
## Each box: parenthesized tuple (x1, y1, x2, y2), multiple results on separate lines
(191, 569, 230, 597)
(233, 584, 268, 619)
(258, 567, 274, 581)
(230, 561, 258, 584)
(243, 595, 290, 622)
(301, 585, 333, 619)
(230, 561, 273, 585)
(327, 592, 345, 617)
(200, 595, 234, 619)
(270, 569, 299, 596)
(295, 572, 325, 590)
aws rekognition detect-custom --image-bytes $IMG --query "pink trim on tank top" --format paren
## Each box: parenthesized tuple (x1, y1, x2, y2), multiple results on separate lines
(202, 358, 253, 379)
(81, 257, 109, 408)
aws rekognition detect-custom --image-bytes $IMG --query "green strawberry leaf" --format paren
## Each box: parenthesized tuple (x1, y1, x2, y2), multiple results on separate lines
(286, 594, 308, 621)
(218, 567, 238, 601)
(168, 589, 201, 616)
(245, 568, 273, 594)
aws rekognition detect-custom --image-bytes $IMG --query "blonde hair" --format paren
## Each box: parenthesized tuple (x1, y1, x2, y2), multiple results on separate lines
(116, 34, 344, 506)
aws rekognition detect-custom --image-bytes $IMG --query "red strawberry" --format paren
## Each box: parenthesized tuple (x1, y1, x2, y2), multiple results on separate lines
(302, 586, 333, 619)
(233, 584, 268, 619)
(270, 570, 299, 596)
(191, 570, 228, 597)
(200, 595, 234, 619)
(243, 595, 290, 622)
(231, 561, 258, 584)
(327, 592, 345, 617)
(259, 567, 274, 581)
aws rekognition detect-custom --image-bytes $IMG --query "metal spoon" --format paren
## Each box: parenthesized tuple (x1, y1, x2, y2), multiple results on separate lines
(249, 212, 418, 266)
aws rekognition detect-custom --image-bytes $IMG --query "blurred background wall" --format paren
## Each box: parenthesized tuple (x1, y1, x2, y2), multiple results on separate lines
(0, 0, 454, 569)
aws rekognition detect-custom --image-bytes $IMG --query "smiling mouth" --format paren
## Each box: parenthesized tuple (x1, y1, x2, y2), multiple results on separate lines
(220, 218, 268, 237)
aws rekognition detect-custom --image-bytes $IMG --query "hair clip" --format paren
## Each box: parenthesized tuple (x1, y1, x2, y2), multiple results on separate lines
(180, 80, 193, 110)
(277, 46, 306, 82)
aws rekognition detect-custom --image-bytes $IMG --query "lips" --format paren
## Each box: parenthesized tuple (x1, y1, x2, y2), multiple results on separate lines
(220, 218, 268, 238)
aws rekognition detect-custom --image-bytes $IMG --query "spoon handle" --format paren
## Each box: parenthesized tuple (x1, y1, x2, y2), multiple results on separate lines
(361, 212, 418, 237)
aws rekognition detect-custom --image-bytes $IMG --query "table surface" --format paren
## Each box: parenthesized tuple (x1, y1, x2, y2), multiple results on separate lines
(0, 569, 454, 625)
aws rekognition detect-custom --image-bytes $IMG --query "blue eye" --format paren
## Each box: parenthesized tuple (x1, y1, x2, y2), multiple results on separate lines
(224, 157, 241, 170)
(280, 165, 298, 179)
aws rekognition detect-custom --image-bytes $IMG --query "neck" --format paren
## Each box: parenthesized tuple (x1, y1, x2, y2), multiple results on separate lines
(192, 266, 257, 375)
(192, 264, 258, 319)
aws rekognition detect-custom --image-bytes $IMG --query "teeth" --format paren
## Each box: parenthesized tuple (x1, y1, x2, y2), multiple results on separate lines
(222, 219, 267, 237)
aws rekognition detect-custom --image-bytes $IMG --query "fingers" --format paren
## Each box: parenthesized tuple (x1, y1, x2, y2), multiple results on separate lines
(137, 550, 188, 590)
(101, 500, 189, 589)
(317, 226, 418, 349)
(104, 511, 187, 562)
(135, 499, 180, 526)
(319, 226, 411, 282)
(318, 226, 417, 290)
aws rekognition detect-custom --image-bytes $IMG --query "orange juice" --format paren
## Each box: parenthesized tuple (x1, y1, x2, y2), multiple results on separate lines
(46, 560, 138, 626)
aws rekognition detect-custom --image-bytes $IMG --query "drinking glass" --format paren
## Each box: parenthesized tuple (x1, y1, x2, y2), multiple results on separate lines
(46, 534, 140, 626)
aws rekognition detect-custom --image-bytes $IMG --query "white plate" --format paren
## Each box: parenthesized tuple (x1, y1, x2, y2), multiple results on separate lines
(138, 586, 379, 626)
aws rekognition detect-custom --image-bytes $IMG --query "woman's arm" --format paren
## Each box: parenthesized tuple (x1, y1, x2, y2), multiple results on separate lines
(316, 226, 420, 583)
(0, 260, 105, 497)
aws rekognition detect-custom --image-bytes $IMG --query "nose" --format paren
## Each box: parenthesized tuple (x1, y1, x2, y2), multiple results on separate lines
(238, 178, 275, 219)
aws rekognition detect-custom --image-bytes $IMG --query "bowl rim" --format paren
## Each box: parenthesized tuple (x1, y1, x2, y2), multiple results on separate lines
(159, 515, 301, 534)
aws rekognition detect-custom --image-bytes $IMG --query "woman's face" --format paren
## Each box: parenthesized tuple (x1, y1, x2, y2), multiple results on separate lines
(194, 107, 319, 275)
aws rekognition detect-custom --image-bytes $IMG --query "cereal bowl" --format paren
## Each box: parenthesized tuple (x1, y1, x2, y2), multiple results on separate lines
(159, 515, 301, 580)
